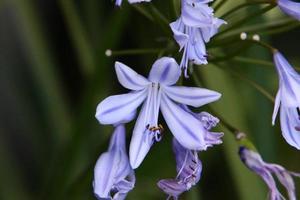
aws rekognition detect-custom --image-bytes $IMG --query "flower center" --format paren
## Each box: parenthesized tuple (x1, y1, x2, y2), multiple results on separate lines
(146, 124, 164, 142)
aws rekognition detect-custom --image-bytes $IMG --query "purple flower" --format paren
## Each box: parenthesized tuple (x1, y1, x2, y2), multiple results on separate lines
(239, 146, 300, 200)
(180, 105, 224, 147)
(114, 0, 151, 6)
(158, 112, 222, 199)
(170, 0, 226, 77)
(96, 57, 221, 168)
(157, 139, 202, 199)
(93, 125, 135, 200)
(272, 52, 300, 149)
(278, 0, 300, 21)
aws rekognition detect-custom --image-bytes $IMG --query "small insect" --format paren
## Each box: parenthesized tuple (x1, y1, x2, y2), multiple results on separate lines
(148, 124, 164, 133)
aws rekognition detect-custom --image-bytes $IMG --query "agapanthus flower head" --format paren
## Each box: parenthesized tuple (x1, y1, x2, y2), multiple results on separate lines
(93, 125, 135, 200)
(277, 0, 300, 21)
(170, 0, 226, 77)
(114, 0, 151, 6)
(157, 138, 202, 199)
(96, 57, 222, 168)
(239, 145, 300, 200)
(272, 51, 300, 149)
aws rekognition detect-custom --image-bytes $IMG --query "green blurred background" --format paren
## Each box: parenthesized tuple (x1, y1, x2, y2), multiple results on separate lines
(1, 0, 300, 199)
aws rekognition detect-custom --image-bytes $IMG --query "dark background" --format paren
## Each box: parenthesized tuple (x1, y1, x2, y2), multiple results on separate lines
(1, 0, 300, 199)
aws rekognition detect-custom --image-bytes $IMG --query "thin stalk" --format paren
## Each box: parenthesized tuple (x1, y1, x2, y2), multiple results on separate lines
(213, 0, 228, 12)
(217, 18, 295, 39)
(150, 4, 169, 25)
(106, 48, 163, 57)
(232, 56, 300, 71)
(244, 39, 277, 53)
(132, 4, 154, 22)
(172, 0, 180, 18)
(58, 0, 96, 77)
(216, 65, 275, 103)
(221, 1, 273, 19)
(216, 4, 276, 38)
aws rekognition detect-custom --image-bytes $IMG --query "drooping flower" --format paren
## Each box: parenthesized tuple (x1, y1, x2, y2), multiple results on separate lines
(239, 145, 300, 200)
(93, 125, 135, 200)
(277, 0, 300, 21)
(170, 0, 226, 77)
(272, 51, 300, 149)
(180, 105, 224, 147)
(157, 138, 202, 199)
(157, 111, 222, 199)
(96, 57, 222, 168)
(114, 0, 151, 6)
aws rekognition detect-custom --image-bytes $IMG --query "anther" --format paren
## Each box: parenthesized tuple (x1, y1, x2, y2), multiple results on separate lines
(191, 159, 197, 164)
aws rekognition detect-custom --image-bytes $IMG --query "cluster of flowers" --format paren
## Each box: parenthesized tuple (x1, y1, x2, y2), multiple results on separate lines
(93, 0, 300, 199)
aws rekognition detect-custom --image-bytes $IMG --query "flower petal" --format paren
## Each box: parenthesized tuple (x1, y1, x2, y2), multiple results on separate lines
(278, 0, 300, 21)
(274, 52, 300, 107)
(115, 61, 150, 91)
(157, 179, 187, 198)
(280, 106, 300, 149)
(181, 0, 214, 27)
(160, 94, 207, 150)
(148, 57, 181, 86)
(129, 101, 154, 169)
(170, 18, 189, 51)
(108, 125, 126, 151)
(266, 164, 296, 200)
(93, 151, 120, 198)
(164, 86, 221, 107)
(272, 90, 281, 125)
(96, 90, 147, 125)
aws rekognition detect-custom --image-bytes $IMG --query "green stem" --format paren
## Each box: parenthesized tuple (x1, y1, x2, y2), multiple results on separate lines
(221, 1, 273, 19)
(216, 65, 275, 103)
(213, 0, 229, 12)
(244, 39, 277, 53)
(132, 4, 154, 22)
(216, 4, 276, 38)
(106, 48, 163, 56)
(58, 0, 96, 77)
(232, 56, 300, 71)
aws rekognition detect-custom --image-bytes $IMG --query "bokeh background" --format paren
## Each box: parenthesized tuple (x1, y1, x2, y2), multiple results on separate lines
(1, 0, 300, 199)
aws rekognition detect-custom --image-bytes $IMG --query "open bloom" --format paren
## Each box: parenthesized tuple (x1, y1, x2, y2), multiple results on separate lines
(272, 51, 300, 149)
(158, 138, 202, 199)
(114, 0, 151, 6)
(239, 146, 300, 200)
(96, 57, 221, 168)
(93, 125, 135, 200)
(277, 0, 300, 21)
(170, 0, 226, 77)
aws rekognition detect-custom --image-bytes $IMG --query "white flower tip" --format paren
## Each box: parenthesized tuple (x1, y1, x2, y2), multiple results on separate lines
(105, 49, 112, 57)
(252, 34, 260, 41)
(236, 132, 246, 140)
(240, 32, 247, 40)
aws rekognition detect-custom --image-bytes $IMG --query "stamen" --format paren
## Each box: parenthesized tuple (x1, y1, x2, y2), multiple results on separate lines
(295, 108, 300, 131)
